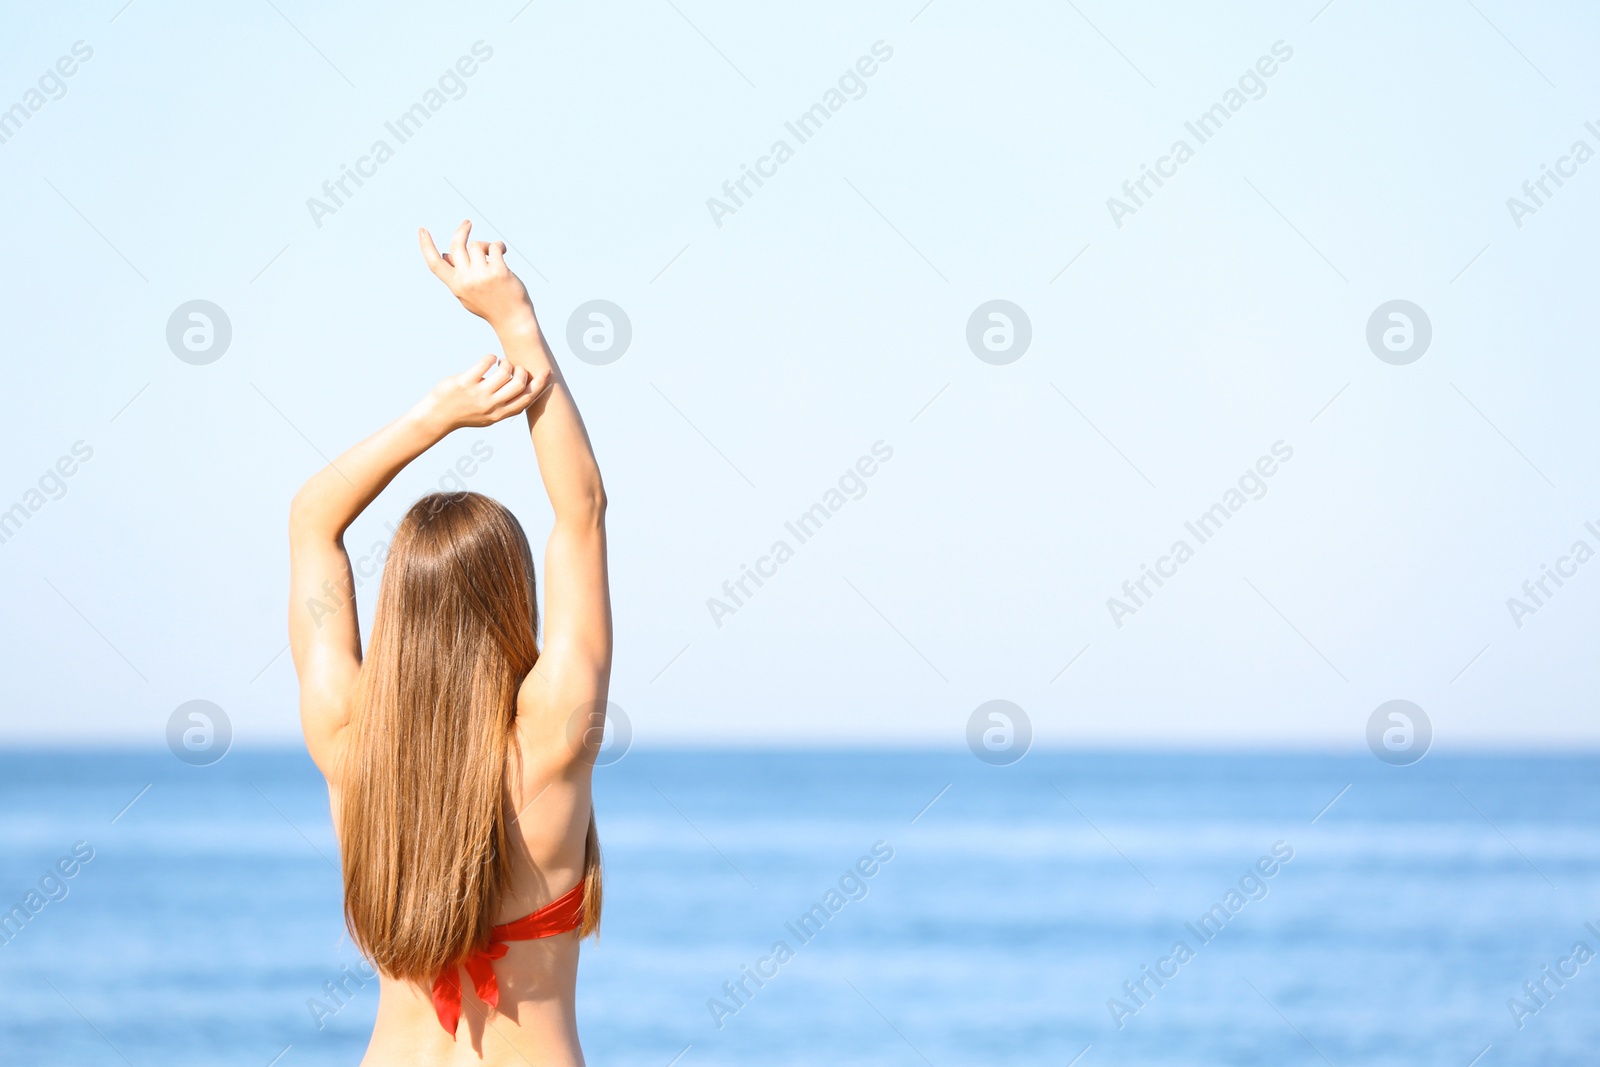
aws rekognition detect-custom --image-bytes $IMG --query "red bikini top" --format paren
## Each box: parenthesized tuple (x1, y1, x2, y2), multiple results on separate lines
(430, 880, 585, 1038)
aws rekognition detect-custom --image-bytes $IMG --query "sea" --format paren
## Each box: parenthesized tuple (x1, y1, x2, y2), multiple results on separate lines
(0, 748, 1596, 1066)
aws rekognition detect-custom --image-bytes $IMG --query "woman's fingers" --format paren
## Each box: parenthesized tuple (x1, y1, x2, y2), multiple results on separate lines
(418, 228, 451, 280)
(490, 364, 530, 404)
(506, 391, 539, 417)
(490, 369, 549, 419)
(449, 220, 472, 268)
(487, 242, 508, 271)
(501, 380, 541, 417)
(517, 369, 553, 407)
(460, 354, 497, 383)
(469, 241, 490, 266)
(479, 357, 514, 393)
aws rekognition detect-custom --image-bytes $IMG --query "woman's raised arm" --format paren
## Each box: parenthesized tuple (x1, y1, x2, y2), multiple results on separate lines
(419, 222, 614, 752)
(287, 354, 544, 773)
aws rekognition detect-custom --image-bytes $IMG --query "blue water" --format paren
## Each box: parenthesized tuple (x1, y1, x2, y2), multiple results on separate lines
(1, 749, 1597, 1066)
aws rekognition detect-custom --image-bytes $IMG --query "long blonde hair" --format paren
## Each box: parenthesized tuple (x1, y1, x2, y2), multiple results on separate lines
(338, 491, 601, 982)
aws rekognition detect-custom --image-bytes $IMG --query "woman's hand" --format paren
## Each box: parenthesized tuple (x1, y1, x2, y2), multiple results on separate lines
(419, 220, 536, 331)
(413, 354, 549, 435)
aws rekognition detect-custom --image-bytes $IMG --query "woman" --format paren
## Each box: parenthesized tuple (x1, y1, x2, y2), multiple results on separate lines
(287, 221, 612, 1065)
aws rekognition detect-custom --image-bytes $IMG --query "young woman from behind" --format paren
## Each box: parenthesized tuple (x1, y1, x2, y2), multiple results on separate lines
(287, 221, 611, 1065)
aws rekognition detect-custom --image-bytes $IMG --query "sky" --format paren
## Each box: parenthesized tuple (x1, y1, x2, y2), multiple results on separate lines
(2, 0, 1599, 750)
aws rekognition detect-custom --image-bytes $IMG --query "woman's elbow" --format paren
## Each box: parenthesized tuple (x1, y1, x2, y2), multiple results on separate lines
(288, 480, 333, 538)
(563, 482, 606, 528)
(582, 484, 608, 525)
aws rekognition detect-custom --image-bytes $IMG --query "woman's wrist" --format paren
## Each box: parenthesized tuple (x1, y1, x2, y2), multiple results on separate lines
(495, 317, 557, 381)
(404, 396, 457, 443)
(491, 304, 539, 339)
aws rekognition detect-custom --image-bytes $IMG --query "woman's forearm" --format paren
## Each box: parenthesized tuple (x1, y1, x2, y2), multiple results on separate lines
(290, 354, 540, 541)
(495, 314, 607, 525)
(289, 410, 445, 541)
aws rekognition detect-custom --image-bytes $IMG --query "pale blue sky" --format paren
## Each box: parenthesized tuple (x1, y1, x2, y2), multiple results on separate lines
(3, 0, 1599, 749)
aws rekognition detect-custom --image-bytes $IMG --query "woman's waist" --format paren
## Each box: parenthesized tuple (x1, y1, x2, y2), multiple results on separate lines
(365, 966, 581, 1067)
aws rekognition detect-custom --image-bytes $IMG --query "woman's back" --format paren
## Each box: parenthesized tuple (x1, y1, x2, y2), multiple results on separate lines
(333, 701, 593, 1066)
